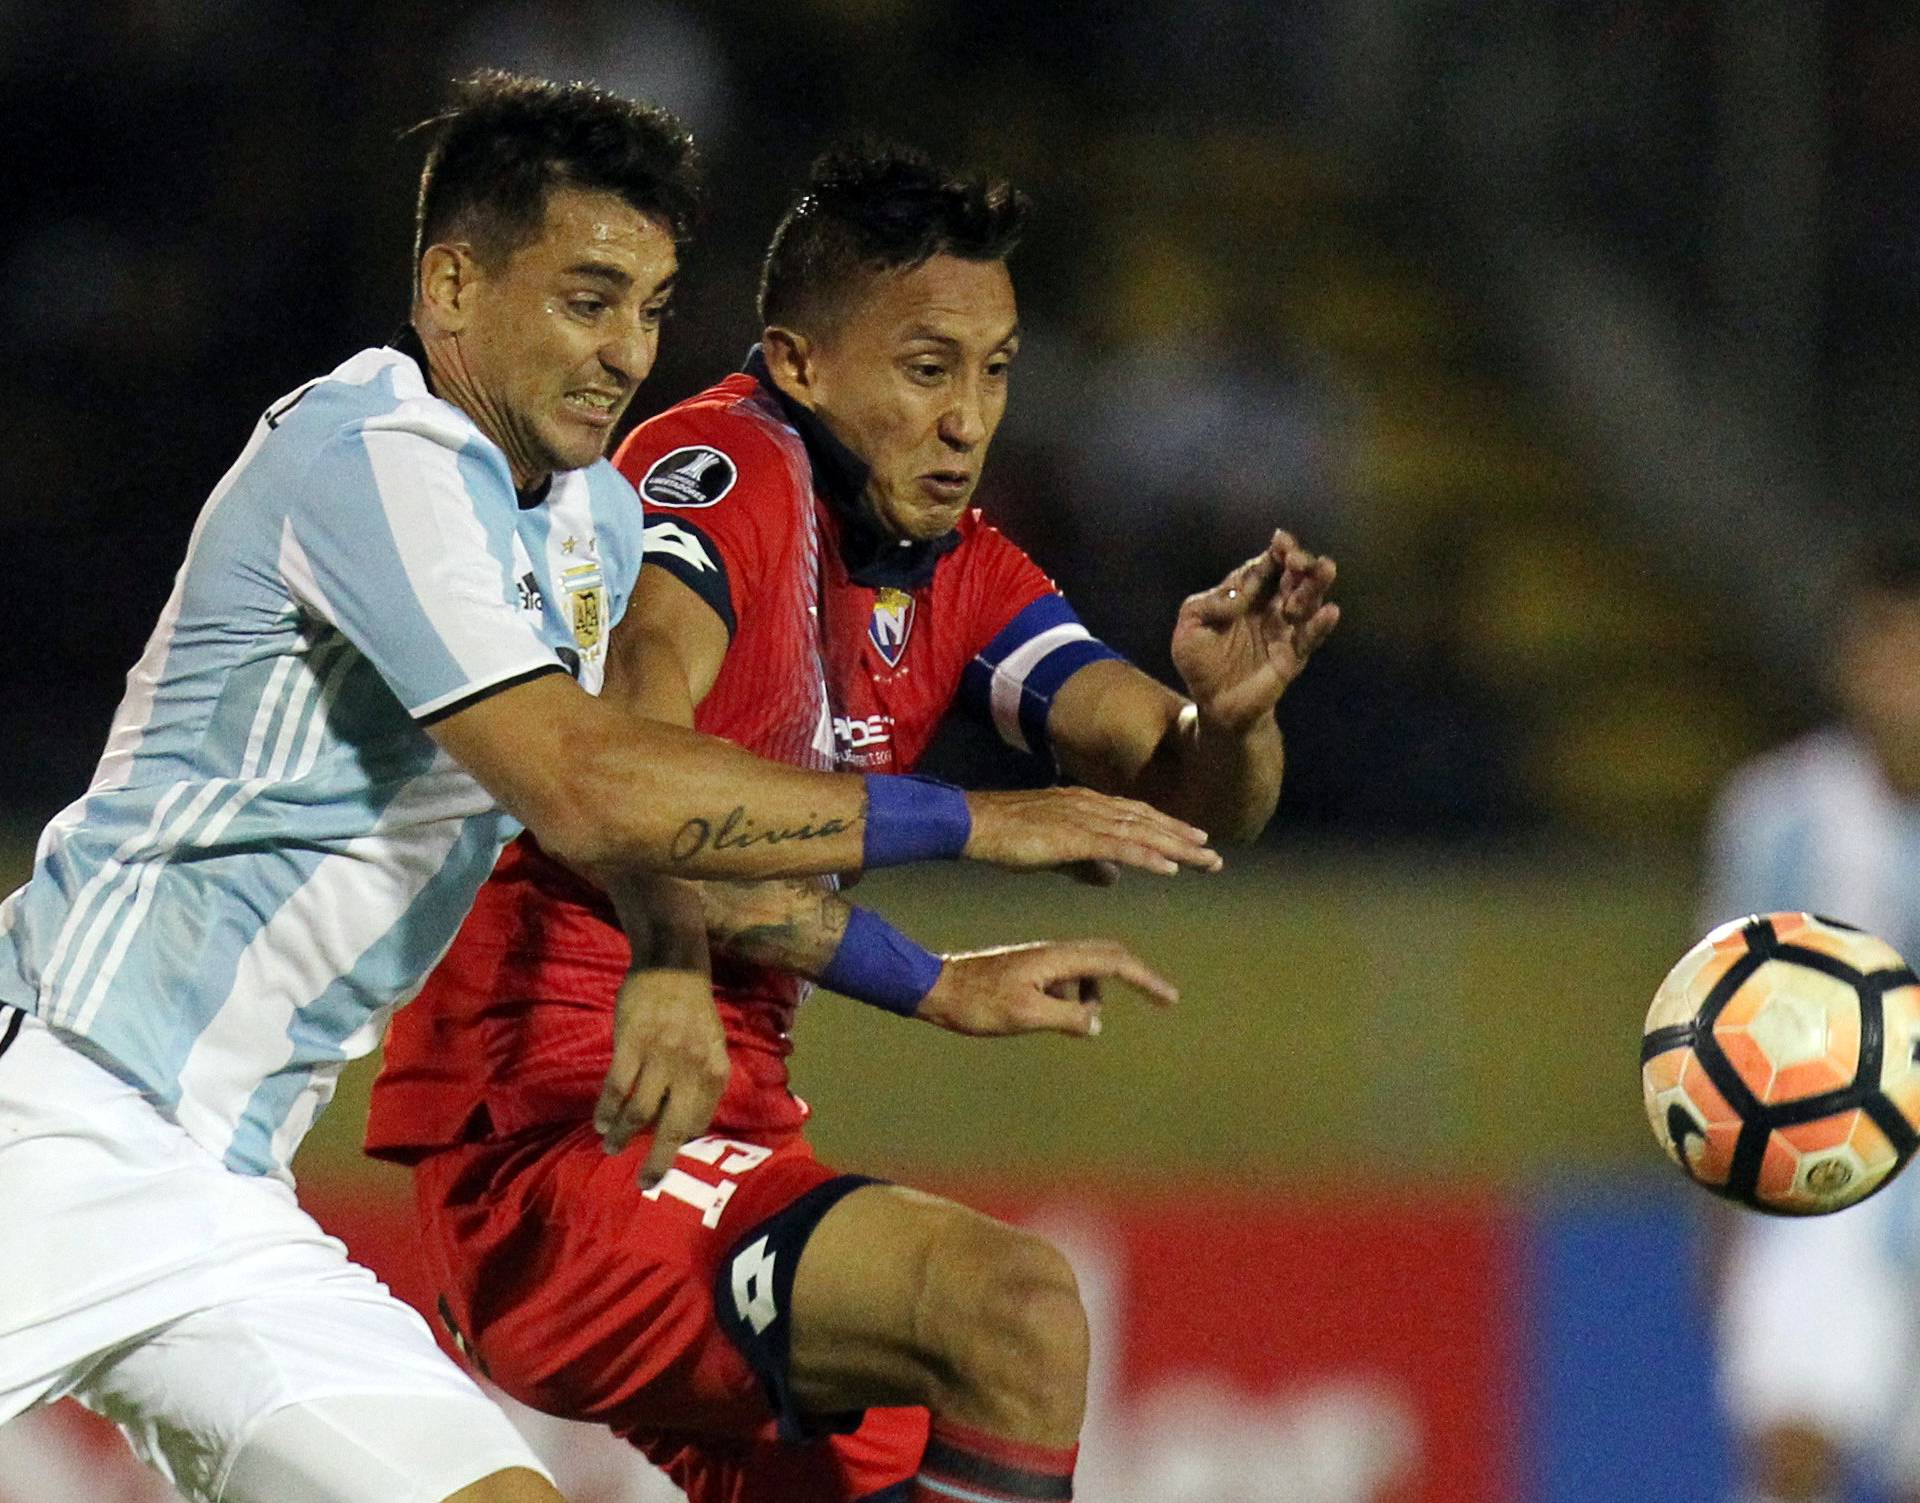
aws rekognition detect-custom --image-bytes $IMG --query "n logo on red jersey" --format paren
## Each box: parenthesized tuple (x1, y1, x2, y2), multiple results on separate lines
(868, 587, 915, 667)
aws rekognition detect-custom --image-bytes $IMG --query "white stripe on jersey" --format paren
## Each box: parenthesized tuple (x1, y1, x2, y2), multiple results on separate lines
(38, 782, 193, 1029)
(35, 421, 278, 880)
(986, 622, 1096, 753)
(51, 637, 355, 1035)
(171, 770, 484, 1165)
(44, 625, 322, 1036)
(82, 641, 361, 1035)
(33, 419, 295, 1025)
(241, 653, 301, 776)
(360, 422, 533, 702)
(58, 776, 248, 1033)
(265, 1000, 397, 1171)
(89, 424, 274, 797)
(59, 781, 233, 1033)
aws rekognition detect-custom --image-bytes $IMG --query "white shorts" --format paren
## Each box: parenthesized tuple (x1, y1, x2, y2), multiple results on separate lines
(0, 1009, 551, 1503)
(1719, 1172, 1920, 1480)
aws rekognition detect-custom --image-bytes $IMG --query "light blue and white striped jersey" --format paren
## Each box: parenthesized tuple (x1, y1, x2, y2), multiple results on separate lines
(1704, 724, 1920, 1255)
(1703, 727, 1920, 959)
(0, 343, 644, 1180)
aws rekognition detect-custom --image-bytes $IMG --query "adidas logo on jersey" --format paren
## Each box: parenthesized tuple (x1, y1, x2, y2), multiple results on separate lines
(641, 445, 738, 508)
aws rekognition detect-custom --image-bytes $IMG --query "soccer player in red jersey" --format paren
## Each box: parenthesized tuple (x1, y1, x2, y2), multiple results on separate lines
(367, 145, 1338, 1503)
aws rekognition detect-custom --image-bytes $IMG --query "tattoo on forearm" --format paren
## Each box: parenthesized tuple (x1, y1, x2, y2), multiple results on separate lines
(703, 882, 851, 971)
(670, 806, 858, 864)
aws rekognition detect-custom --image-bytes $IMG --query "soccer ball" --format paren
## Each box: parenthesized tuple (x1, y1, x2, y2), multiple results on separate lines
(1641, 913, 1920, 1215)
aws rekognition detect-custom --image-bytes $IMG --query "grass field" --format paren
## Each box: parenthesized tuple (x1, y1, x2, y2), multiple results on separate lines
(0, 832, 1698, 1192)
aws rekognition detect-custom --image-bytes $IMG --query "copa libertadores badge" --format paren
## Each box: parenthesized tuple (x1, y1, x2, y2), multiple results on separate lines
(641, 446, 738, 508)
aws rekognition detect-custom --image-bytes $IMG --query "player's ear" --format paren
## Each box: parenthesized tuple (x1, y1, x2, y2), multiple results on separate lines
(417, 243, 481, 333)
(761, 326, 819, 407)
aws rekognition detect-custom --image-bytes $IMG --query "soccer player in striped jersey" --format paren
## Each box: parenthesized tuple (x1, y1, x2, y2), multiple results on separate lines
(367, 144, 1338, 1503)
(1707, 541, 1920, 1503)
(0, 82, 1217, 1503)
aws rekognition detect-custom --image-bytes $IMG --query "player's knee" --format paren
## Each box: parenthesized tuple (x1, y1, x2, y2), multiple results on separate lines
(915, 1221, 1088, 1430)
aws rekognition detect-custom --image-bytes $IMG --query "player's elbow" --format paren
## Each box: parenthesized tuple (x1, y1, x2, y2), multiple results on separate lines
(510, 727, 669, 875)
(522, 794, 621, 874)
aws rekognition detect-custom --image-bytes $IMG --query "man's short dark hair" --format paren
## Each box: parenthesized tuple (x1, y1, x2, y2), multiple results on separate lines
(758, 141, 1030, 332)
(410, 70, 701, 288)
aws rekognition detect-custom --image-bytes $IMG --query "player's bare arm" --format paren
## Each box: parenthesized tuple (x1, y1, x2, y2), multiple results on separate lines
(915, 939, 1178, 1038)
(425, 666, 1219, 880)
(607, 566, 1184, 1037)
(688, 877, 1179, 1039)
(594, 871, 724, 1187)
(1047, 528, 1339, 842)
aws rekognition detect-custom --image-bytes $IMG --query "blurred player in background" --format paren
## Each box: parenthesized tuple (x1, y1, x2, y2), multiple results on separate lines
(367, 144, 1339, 1503)
(0, 76, 1217, 1503)
(1705, 537, 1920, 1503)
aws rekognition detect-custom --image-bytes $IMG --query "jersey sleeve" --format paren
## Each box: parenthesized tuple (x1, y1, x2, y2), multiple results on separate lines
(282, 408, 563, 724)
(953, 518, 1125, 757)
(615, 409, 799, 642)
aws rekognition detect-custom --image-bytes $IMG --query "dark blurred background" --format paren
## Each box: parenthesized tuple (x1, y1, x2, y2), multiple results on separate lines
(5, 5, 1919, 1500)
(12, 0, 1917, 844)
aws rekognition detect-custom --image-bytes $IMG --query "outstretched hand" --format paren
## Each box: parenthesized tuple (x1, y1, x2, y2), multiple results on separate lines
(916, 939, 1179, 1038)
(964, 786, 1221, 876)
(1172, 528, 1339, 733)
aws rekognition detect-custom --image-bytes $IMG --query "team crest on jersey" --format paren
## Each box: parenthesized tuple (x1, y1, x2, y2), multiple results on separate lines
(562, 562, 606, 654)
(868, 587, 915, 667)
(641, 445, 738, 508)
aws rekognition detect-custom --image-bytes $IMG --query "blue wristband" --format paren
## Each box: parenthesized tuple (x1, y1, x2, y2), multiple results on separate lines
(861, 774, 972, 869)
(818, 906, 945, 1017)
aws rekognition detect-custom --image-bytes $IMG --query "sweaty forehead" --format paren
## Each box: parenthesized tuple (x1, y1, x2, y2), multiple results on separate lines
(855, 255, 1018, 345)
(514, 187, 676, 274)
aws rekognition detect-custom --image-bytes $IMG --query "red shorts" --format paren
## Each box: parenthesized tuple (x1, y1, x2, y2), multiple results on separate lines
(411, 1123, 927, 1503)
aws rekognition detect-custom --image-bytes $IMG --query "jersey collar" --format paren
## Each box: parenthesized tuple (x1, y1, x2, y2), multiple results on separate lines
(743, 346, 960, 590)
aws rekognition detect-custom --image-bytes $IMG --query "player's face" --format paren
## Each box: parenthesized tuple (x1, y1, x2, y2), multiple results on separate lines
(453, 188, 677, 487)
(808, 255, 1019, 541)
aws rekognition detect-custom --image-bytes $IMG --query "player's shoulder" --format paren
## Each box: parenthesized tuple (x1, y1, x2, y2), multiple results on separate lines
(272, 345, 516, 502)
(940, 507, 1058, 596)
(224, 346, 510, 544)
(1728, 725, 1858, 798)
(615, 374, 807, 515)
(295, 346, 483, 452)
(1716, 726, 1869, 827)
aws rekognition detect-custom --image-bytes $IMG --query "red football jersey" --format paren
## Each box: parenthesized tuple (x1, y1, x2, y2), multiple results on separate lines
(366, 359, 1119, 1160)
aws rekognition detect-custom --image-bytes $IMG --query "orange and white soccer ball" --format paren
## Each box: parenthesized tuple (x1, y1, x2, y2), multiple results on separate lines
(1642, 913, 1920, 1214)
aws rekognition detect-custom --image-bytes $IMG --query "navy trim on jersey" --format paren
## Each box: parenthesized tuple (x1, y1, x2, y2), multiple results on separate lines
(639, 516, 736, 638)
(415, 661, 568, 728)
(0, 1006, 22, 1065)
(960, 593, 1125, 756)
(741, 346, 961, 590)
